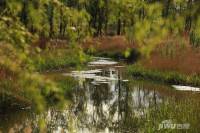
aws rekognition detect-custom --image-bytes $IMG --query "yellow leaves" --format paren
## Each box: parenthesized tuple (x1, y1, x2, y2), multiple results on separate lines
(173, 0, 187, 5)
(0, 17, 12, 22)
(26, 1, 49, 34)
(145, 3, 163, 18)
(36, 47, 42, 53)
(0, 44, 23, 73)
(78, 0, 87, 5)
(38, 118, 47, 132)
(78, 47, 87, 63)
(124, 1, 192, 57)
(125, 2, 170, 57)
(0, 16, 34, 48)
(51, 0, 62, 6)
(20, 71, 64, 112)
(121, 1, 167, 57)
(134, 22, 168, 57)
(87, 45, 96, 54)
(7, 0, 23, 15)
(40, 0, 51, 5)
(140, 35, 165, 58)
(124, 48, 131, 58)
(134, 20, 151, 45)
(0, 42, 58, 112)
(99, 0, 105, 8)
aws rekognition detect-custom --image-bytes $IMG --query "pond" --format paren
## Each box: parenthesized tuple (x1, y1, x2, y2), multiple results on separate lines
(0, 57, 200, 133)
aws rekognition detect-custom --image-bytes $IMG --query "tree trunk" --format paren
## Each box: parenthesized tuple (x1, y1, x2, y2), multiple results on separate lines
(185, 0, 193, 32)
(49, 3, 54, 38)
(163, 0, 171, 17)
(59, 8, 63, 38)
(117, 18, 121, 35)
(20, 0, 28, 27)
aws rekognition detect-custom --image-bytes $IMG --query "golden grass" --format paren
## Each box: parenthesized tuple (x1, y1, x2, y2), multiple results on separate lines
(142, 45, 200, 75)
(82, 36, 134, 53)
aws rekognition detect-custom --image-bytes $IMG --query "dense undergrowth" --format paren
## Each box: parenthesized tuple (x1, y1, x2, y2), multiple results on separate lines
(127, 64, 200, 87)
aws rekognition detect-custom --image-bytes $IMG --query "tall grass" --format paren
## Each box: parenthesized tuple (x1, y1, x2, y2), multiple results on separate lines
(190, 32, 200, 48)
(123, 80, 200, 133)
(138, 97, 200, 133)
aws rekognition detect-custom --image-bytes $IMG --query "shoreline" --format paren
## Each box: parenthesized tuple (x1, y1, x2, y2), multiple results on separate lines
(127, 64, 200, 88)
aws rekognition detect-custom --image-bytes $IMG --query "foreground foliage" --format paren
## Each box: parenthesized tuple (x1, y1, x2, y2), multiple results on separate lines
(0, 15, 87, 114)
(0, 0, 93, 112)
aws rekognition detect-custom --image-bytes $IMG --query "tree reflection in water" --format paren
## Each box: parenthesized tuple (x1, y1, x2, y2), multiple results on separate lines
(70, 67, 163, 132)
(1, 66, 200, 132)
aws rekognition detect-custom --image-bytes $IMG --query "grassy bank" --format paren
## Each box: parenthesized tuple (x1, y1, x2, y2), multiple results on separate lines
(32, 48, 90, 72)
(127, 64, 200, 87)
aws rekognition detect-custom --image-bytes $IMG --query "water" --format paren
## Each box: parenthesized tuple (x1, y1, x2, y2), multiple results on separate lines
(1, 58, 200, 132)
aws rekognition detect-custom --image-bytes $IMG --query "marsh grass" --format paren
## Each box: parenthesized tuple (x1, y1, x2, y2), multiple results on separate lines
(139, 96, 200, 133)
(127, 64, 200, 87)
(125, 80, 200, 133)
(141, 38, 200, 75)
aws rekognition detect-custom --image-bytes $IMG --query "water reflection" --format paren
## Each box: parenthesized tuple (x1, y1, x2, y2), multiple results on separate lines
(1, 62, 200, 132)
(65, 66, 165, 132)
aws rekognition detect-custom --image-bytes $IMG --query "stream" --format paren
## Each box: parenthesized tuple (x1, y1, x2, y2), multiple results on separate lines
(0, 57, 200, 133)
